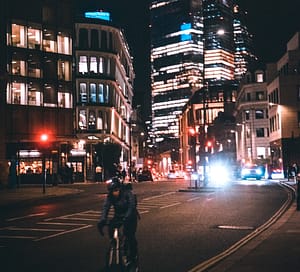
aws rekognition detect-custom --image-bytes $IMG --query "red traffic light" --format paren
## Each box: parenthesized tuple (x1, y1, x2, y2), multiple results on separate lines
(40, 133, 49, 142)
(206, 141, 212, 147)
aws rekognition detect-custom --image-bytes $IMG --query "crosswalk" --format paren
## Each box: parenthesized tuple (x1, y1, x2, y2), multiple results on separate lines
(0, 191, 210, 246)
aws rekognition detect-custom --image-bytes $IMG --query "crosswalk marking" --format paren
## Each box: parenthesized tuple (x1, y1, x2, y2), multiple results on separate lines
(0, 191, 207, 243)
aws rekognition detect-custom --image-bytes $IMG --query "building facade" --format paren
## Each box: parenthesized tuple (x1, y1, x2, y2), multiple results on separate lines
(0, 0, 74, 186)
(234, 69, 269, 166)
(73, 12, 135, 181)
(150, 0, 255, 155)
(0, 2, 135, 186)
(266, 32, 300, 174)
(150, 0, 204, 141)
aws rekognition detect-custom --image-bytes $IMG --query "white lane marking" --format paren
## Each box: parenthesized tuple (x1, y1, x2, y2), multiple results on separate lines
(37, 222, 86, 226)
(6, 212, 47, 222)
(6, 227, 65, 232)
(34, 224, 92, 241)
(0, 235, 36, 239)
(160, 202, 180, 209)
(217, 225, 254, 230)
(286, 230, 300, 233)
(138, 210, 149, 214)
(187, 196, 201, 202)
(143, 192, 175, 201)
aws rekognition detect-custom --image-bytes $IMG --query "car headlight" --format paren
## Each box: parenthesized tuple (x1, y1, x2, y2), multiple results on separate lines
(255, 168, 262, 175)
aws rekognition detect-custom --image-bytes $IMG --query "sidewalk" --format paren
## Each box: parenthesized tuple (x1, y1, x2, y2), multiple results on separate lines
(0, 184, 83, 207)
(200, 180, 300, 272)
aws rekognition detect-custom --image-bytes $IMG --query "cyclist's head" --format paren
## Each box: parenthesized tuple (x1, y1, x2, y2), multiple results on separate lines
(107, 177, 121, 197)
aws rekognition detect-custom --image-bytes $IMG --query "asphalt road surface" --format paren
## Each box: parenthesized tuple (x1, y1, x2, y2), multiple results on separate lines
(0, 179, 290, 272)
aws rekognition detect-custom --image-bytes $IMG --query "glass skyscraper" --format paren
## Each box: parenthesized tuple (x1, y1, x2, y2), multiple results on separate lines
(150, 0, 204, 142)
(150, 0, 255, 146)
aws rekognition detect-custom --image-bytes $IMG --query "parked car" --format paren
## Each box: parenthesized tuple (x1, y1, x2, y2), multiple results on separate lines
(241, 164, 265, 180)
(137, 167, 153, 182)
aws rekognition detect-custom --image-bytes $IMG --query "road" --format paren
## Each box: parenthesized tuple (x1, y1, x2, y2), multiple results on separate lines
(0, 178, 291, 272)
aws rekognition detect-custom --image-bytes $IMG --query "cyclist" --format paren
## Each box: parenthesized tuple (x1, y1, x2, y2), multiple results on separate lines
(98, 177, 138, 265)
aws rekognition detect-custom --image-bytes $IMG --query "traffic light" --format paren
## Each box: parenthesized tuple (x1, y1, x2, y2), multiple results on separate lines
(38, 132, 52, 152)
(206, 140, 213, 153)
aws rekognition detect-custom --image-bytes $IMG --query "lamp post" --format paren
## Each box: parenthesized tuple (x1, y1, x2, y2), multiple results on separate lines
(40, 133, 49, 194)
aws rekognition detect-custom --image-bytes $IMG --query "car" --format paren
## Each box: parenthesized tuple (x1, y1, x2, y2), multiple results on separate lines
(241, 165, 265, 180)
(137, 168, 153, 182)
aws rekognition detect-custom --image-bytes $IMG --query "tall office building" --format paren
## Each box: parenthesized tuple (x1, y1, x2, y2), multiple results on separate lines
(150, 0, 255, 148)
(233, 4, 257, 80)
(202, 0, 235, 83)
(150, 0, 204, 143)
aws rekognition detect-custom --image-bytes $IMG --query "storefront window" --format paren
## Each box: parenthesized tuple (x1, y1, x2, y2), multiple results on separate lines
(27, 27, 41, 50)
(11, 24, 26, 47)
(79, 56, 88, 74)
(57, 32, 71, 55)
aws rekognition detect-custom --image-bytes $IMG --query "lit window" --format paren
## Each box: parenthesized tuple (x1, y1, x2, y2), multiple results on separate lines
(256, 73, 263, 83)
(43, 29, 57, 52)
(79, 56, 88, 73)
(89, 83, 97, 102)
(57, 33, 71, 55)
(79, 83, 87, 103)
(11, 24, 26, 47)
(79, 110, 87, 129)
(90, 56, 98, 73)
(27, 27, 41, 50)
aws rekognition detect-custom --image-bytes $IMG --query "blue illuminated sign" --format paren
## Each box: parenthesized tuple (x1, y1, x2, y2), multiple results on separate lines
(181, 23, 192, 41)
(84, 11, 111, 21)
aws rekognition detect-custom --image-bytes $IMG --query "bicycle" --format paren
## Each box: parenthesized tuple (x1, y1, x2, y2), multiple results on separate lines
(103, 219, 139, 272)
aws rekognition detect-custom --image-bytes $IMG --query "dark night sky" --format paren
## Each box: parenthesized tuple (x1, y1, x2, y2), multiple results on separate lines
(79, 1, 300, 115)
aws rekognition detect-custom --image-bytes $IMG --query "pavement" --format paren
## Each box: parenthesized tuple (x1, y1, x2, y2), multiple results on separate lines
(1, 180, 300, 272)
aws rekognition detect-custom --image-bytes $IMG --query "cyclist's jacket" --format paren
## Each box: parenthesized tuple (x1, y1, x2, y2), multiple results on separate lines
(101, 187, 137, 221)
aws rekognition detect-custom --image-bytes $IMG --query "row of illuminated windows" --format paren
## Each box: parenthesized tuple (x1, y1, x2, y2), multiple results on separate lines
(78, 55, 110, 75)
(78, 81, 129, 120)
(77, 27, 133, 79)
(79, 82, 109, 104)
(7, 82, 72, 108)
(78, 108, 127, 142)
(9, 23, 72, 55)
(11, 54, 71, 81)
(78, 109, 109, 131)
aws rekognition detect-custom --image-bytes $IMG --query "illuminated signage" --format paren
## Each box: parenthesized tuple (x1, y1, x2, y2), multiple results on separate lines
(84, 11, 111, 21)
(180, 23, 192, 41)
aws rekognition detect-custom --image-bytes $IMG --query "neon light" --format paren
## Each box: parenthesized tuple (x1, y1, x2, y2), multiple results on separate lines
(84, 11, 110, 21)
